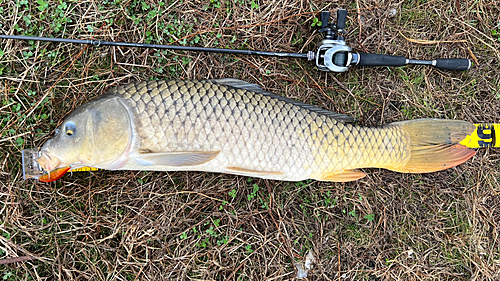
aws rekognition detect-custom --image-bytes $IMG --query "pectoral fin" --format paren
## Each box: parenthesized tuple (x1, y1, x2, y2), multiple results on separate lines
(138, 151, 219, 166)
(319, 170, 366, 182)
(226, 166, 284, 177)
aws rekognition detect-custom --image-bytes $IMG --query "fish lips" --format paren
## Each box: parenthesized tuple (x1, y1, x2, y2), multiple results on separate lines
(37, 146, 62, 172)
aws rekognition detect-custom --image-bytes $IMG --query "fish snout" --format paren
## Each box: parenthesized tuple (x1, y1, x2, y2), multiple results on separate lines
(37, 149, 61, 172)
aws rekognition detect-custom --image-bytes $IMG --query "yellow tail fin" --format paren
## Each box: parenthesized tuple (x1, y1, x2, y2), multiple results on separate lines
(392, 119, 477, 173)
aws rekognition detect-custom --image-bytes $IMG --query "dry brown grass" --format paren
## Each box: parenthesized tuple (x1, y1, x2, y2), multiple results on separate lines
(1, 0, 500, 280)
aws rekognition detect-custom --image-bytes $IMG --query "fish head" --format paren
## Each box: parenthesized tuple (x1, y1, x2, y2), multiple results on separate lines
(38, 97, 132, 172)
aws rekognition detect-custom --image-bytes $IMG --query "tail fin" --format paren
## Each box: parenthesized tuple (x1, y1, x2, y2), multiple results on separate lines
(391, 119, 477, 173)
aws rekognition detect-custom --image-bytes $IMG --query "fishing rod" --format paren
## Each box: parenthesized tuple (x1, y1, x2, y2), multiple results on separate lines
(0, 9, 471, 72)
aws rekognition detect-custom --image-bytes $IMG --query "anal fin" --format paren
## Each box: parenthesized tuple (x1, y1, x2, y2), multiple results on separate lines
(319, 170, 366, 182)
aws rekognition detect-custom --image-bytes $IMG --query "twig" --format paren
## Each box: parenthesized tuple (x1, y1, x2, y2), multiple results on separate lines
(0, 131, 31, 143)
(356, 0, 362, 42)
(0, 256, 35, 265)
(467, 47, 479, 65)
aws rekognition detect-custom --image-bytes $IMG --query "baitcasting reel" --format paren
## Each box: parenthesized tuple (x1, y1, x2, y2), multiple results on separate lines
(313, 9, 471, 72)
(314, 9, 352, 72)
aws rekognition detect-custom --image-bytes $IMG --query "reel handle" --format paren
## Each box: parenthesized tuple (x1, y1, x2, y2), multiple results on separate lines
(336, 9, 347, 30)
(320, 11, 330, 28)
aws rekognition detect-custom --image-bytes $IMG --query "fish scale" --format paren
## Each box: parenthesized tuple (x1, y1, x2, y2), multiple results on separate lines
(106, 79, 410, 180)
(36, 79, 476, 182)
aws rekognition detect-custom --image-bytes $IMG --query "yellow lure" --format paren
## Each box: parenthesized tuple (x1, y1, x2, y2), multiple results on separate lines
(70, 166, 100, 172)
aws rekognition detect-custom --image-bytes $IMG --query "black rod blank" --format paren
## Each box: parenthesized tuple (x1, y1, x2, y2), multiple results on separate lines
(0, 35, 308, 59)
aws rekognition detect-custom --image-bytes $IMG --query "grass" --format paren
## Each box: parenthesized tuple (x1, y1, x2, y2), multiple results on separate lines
(0, 0, 499, 280)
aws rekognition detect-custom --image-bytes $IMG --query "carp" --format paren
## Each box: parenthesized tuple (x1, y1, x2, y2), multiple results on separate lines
(36, 79, 476, 182)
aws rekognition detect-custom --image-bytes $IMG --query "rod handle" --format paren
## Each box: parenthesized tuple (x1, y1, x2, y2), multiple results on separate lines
(434, 58, 471, 71)
(356, 52, 407, 67)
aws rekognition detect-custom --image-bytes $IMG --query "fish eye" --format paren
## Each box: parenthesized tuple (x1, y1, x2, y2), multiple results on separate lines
(64, 121, 77, 137)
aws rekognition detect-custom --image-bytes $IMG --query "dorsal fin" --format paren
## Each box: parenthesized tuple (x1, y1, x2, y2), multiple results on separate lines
(210, 78, 356, 123)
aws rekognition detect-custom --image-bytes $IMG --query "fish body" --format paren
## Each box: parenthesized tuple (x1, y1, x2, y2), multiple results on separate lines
(37, 79, 476, 182)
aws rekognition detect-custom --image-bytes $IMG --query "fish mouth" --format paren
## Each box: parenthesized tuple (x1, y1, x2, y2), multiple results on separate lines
(37, 148, 62, 172)
(37, 148, 72, 182)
